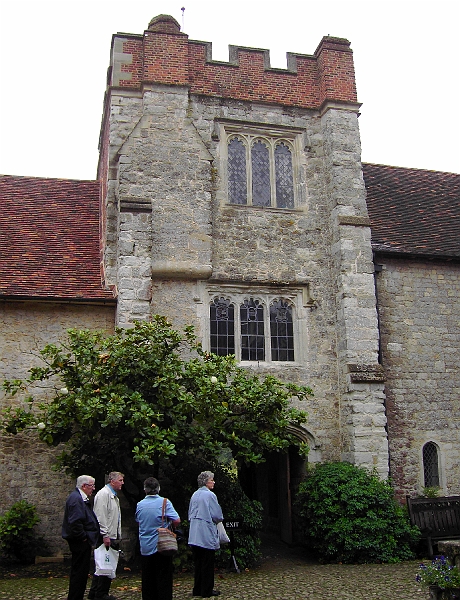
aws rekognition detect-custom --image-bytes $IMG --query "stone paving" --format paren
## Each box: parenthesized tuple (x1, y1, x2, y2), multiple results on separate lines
(0, 542, 429, 600)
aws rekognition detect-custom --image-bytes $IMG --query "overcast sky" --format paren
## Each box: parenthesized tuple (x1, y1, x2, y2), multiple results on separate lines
(0, 0, 459, 180)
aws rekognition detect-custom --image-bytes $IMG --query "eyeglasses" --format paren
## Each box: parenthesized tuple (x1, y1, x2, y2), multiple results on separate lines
(84, 483, 95, 488)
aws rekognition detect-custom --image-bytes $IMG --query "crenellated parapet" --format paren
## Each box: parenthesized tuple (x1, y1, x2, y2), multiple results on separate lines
(109, 14, 358, 109)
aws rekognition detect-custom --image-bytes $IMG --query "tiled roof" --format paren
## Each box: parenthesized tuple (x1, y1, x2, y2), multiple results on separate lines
(0, 175, 115, 301)
(1, 165, 459, 302)
(363, 163, 460, 259)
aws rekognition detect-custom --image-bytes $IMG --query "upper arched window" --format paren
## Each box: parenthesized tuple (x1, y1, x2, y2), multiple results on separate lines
(227, 133, 296, 208)
(227, 138, 247, 205)
(423, 441, 440, 488)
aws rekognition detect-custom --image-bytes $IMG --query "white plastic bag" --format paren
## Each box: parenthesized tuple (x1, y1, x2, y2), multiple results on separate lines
(94, 543, 119, 579)
(217, 521, 230, 544)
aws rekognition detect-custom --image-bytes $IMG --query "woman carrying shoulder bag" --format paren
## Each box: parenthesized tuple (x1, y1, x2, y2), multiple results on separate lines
(135, 477, 180, 600)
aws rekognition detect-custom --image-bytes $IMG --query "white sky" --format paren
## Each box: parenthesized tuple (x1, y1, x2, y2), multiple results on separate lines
(0, 0, 459, 180)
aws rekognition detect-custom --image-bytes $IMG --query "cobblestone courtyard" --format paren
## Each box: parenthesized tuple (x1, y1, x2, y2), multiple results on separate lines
(0, 542, 428, 600)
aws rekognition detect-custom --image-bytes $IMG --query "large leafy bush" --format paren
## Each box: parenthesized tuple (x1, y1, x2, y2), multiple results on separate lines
(1, 318, 310, 506)
(296, 462, 420, 563)
(0, 500, 47, 563)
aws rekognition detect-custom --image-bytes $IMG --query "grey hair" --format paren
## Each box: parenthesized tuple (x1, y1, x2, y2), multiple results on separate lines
(197, 471, 214, 488)
(107, 471, 124, 483)
(76, 475, 95, 489)
(144, 477, 160, 495)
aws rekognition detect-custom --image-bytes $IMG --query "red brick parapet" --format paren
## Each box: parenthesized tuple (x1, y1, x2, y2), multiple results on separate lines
(109, 14, 358, 109)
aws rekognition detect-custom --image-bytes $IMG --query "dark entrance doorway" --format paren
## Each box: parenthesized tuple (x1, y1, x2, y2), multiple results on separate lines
(239, 445, 306, 544)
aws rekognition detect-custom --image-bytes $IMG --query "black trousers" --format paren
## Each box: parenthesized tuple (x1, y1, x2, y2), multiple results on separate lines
(191, 545, 215, 598)
(66, 539, 92, 600)
(141, 552, 174, 600)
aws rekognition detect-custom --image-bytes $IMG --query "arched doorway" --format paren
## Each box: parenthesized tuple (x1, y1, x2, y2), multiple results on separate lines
(239, 427, 316, 544)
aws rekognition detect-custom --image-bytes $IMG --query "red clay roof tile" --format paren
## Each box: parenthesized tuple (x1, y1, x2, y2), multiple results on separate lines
(363, 163, 460, 259)
(0, 175, 115, 301)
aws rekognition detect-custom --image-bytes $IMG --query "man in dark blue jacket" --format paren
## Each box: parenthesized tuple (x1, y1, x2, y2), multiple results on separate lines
(62, 475, 100, 600)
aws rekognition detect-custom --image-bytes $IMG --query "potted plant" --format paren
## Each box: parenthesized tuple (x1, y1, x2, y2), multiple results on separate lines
(416, 556, 460, 599)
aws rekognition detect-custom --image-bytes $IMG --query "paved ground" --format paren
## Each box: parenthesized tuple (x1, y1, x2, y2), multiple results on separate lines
(0, 541, 429, 600)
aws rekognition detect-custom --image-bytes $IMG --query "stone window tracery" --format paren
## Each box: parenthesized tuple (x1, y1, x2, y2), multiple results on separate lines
(225, 128, 298, 208)
(208, 294, 296, 363)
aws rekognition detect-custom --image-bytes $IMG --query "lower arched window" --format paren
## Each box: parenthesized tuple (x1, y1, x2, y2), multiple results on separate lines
(423, 442, 440, 488)
(209, 294, 295, 363)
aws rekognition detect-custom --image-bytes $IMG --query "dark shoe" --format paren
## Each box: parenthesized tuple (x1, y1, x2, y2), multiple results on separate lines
(205, 593, 221, 598)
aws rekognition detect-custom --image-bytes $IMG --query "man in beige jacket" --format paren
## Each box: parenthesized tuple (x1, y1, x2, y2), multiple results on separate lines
(88, 472, 124, 600)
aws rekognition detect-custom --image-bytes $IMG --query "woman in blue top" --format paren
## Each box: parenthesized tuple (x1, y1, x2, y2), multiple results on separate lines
(135, 477, 180, 600)
(188, 471, 224, 598)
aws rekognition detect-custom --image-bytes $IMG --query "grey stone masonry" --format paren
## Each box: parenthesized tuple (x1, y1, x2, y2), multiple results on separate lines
(102, 76, 389, 476)
(319, 105, 388, 477)
(376, 257, 460, 497)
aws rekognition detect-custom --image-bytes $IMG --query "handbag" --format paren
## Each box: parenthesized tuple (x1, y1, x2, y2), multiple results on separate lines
(94, 543, 119, 579)
(157, 498, 178, 556)
(217, 521, 230, 544)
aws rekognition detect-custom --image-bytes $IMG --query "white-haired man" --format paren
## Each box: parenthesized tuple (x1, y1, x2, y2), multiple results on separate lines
(62, 475, 99, 600)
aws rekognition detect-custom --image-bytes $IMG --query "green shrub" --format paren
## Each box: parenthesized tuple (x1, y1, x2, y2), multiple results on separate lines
(422, 486, 441, 498)
(0, 500, 47, 564)
(296, 462, 420, 564)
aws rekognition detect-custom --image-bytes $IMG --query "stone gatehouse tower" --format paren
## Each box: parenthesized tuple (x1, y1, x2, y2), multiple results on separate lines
(98, 14, 388, 538)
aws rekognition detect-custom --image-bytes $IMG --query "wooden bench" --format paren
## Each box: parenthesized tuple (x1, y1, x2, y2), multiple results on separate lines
(407, 495, 460, 557)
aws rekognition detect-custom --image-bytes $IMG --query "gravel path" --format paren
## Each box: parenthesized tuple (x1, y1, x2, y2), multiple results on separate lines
(0, 543, 428, 600)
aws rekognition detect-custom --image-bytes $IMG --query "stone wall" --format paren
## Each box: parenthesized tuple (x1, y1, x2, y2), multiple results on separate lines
(102, 73, 388, 474)
(376, 257, 460, 498)
(0, 301, 115, 553)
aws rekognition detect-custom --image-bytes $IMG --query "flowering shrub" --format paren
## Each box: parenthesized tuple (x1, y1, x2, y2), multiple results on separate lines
(416, 556, 460, 590)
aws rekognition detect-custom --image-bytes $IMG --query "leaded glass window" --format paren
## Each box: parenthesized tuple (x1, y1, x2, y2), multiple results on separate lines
(423, 442, 440, 488)
(207, 291, 299, 363)
(274, 142, 294, 208)
(251, 141, 271, 207)
(270, 299, 294, 361)
(228, 138, 247, 205)
(226, 132, 296, 208)
(240, 298, 264, 361)
(210, 297, 235, 356)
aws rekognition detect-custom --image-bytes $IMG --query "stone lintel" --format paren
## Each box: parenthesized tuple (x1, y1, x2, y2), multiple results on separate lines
(338, 215, 371, 226)
(151, 261, 212, 279)
(120, 198, 152, 213)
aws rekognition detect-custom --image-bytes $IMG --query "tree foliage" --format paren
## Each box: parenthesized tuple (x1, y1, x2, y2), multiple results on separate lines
(1, 317, 311, 504)
(296, 462, 420, 564)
